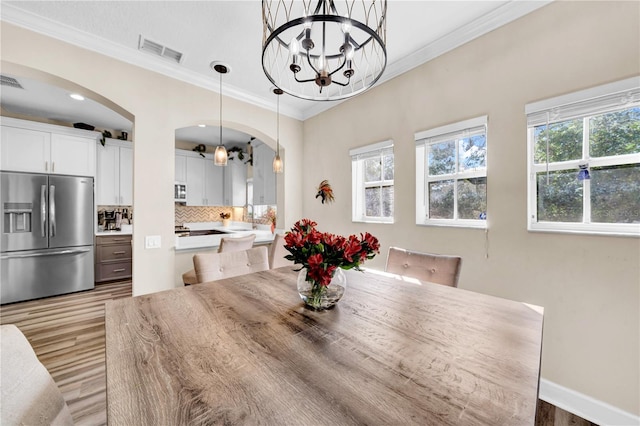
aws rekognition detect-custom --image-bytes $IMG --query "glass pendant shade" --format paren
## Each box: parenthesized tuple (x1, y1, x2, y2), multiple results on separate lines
(273, 153, 283, 173)
(214, 144, 228, 166)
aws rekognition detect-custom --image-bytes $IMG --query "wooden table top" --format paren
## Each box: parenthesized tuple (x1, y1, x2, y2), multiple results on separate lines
(105, 267, 543, 426)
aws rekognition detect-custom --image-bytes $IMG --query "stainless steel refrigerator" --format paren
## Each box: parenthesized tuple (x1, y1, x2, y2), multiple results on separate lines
(1, 172, 95, 304)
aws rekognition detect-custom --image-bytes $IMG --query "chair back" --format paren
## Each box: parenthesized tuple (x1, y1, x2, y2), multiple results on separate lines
(218, 234, 256, 253)
(0, 324, 73, 426)
(194, 246, 269, 283)
(385, 247, 462, 287)
(269, 233, 294, 269)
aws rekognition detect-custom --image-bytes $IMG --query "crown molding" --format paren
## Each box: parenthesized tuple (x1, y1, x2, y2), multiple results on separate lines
(299, 0, 553, 120)
(0, 3, 304, 121)
(2, 1, 552, 122)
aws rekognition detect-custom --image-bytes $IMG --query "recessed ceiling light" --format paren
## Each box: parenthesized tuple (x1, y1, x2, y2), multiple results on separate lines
(69, 93, 85, 101)
(198, 124, 206, 128)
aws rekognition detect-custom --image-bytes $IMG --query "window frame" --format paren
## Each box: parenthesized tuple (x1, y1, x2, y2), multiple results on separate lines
(350, 140, 394, 224)
(415, 116, 488, 229)
(526, 77, 640, 237)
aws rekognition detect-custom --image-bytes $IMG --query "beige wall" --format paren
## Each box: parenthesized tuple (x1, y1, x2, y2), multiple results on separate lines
(2, 0, 639, 416)
(302, 1, 639, 416)
(1, 22, 304, 296)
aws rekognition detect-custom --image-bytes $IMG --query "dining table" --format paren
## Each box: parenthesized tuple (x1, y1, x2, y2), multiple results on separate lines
(105, 267, 544, 425)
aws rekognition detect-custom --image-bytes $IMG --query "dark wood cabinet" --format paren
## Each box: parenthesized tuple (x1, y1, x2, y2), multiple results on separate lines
(95, 235, 132, 282)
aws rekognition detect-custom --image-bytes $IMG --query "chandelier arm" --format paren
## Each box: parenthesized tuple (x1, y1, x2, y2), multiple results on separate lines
(329, 78, 350, 87)
(294, 74, 319, 84)
(328, 57, 347, 77)
(305, 50, 321, 75)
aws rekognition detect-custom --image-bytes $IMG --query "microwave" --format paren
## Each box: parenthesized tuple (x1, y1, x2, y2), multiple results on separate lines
(174, 182, 187, 202)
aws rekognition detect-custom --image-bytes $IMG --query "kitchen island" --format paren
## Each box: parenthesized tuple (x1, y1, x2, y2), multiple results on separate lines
(174, 221, 279, 286)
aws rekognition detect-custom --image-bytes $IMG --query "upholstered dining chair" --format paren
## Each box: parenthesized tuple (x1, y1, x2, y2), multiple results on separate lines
(218, 234, 256, 253)
(385, 247, 462, 287)
(193, 246, 270, 284)
(268, 233, 294, 269)
(182, 234, 258, 285)
(0, 324, 74, 426)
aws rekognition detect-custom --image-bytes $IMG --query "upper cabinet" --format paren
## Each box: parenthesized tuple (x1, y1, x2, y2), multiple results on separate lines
(252, 143, 276, 205)
(96, 139, 133, 206)
(175, 152, 187, 183)
(1, 117, 97, 177)
(179, 150, 224, 207)
(224, 159, 247, 207)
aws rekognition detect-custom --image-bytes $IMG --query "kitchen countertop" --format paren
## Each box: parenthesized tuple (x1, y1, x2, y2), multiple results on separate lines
(96, 230, 133, 237)
(175, 221, 279, 251)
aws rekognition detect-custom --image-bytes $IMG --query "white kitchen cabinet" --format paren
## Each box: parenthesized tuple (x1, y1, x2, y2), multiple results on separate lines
(224, 159, 247, 206)
(204, 161, 224, 206)
(119, 146, 133, 205)
(252, 143, 276, 205)
(175, 151, 187, 183)
(96, 139, 133, 206)
(186, 156, 205, 206)
(184, 151, 223, 206)
(0, 117, 97, 176)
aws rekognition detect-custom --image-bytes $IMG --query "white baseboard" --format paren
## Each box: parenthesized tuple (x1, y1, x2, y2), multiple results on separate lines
(539, 378, 640, 426)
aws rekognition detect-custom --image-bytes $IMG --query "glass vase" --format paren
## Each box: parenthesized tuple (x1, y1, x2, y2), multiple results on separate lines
(297, 268, 347, 310)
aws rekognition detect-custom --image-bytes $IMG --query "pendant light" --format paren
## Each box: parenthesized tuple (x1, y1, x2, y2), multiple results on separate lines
(211, 61, 230, 166)
(272, 87, 284, 174)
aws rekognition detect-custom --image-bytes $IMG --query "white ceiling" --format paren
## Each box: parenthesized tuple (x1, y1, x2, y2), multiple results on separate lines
(0, 1, 550, 145)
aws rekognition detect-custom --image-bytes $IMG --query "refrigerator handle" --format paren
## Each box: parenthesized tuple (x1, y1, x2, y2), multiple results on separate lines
(1, 247, 91, 260)
(49, 185, 56, 238)
(41, 184, 47, 238)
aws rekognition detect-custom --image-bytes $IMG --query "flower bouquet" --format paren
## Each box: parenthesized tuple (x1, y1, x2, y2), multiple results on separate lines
(220, 212, 231, 226)
(284, 219, 380, 309)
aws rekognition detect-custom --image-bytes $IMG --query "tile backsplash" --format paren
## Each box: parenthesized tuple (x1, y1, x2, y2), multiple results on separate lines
(174, 204, 277, 227)
(174, 205, 234, 226)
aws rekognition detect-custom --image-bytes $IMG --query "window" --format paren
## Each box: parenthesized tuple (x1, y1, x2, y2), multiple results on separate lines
(350, 140, 394, 223)
(415, 116, 488, 228)
(526, 77, 640, 236)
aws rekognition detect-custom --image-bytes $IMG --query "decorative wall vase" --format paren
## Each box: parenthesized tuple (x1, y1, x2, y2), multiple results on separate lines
(297, 268, 347, 310)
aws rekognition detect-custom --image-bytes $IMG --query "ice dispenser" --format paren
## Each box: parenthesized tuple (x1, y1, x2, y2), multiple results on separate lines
(3, 203, 32, 233)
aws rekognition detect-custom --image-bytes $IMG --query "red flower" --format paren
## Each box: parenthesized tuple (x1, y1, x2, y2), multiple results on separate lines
(306, 229, 323, 245)
(343, 237, 362, 263)
(307, 253, 324, 269)
(284, 231, 304, 248)
(295, 218, 317, 233)
(361, 232, 380, 252)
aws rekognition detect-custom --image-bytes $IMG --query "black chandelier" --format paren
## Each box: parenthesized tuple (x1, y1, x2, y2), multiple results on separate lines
(262, 0, 387, 101)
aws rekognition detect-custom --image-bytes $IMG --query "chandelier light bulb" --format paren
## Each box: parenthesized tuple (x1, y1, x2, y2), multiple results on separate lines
(290, 38, 299, 55)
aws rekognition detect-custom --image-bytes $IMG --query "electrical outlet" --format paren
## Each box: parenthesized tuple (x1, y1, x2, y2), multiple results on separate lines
(145, 235, 161, 249)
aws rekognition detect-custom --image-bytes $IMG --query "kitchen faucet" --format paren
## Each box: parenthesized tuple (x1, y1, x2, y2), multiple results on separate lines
(246, 204, 257, 229)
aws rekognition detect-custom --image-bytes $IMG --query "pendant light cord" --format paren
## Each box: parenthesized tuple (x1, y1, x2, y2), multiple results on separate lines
(276, 94, 280, 155)
(219, 70, 223, 146)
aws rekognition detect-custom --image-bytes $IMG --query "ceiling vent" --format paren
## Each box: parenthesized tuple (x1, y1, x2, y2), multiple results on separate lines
(0, 75, 24, 89)
(138, 36, 183, 64)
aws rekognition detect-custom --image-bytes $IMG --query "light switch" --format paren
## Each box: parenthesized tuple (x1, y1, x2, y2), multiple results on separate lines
(145, 235, 161, 249)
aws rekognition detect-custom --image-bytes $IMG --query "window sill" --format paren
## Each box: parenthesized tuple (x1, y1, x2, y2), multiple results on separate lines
(417, 220, 487, 230)
(528, 224, 639, 238)
(352, 218, 395, 225)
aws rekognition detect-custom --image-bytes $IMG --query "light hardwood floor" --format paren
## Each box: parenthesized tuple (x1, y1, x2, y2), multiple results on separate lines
(0, 280, 597, 426)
